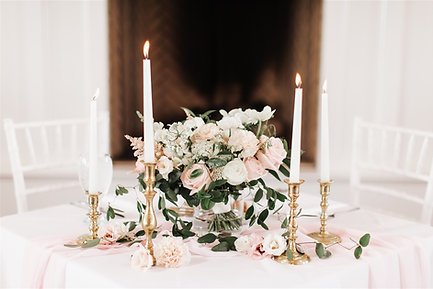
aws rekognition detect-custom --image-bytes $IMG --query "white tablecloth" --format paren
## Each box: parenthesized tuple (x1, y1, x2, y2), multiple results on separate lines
(1, 194, 432, 288)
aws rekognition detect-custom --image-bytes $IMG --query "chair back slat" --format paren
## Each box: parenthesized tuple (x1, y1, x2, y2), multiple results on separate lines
(40, 125, 50, 160)
(350, 118, 433, 224)
(25, 127, 37, 165)
(416, 137, 429, 175)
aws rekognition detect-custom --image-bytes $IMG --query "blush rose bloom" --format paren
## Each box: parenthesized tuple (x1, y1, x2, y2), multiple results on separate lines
(180, 163, 212, 195)
(102, 221, 129, 243)
(130, 244, 153, 271)
(135, 159, 146, 174)
(191, 123, 220, 142)
(228, 129, 259, 158)
(243, 157, 267, 181)
(222, 158, 248, 186)
(157, 156, 174, 180)
(256, 137, 287, 170)
(155, 236, 191, 268)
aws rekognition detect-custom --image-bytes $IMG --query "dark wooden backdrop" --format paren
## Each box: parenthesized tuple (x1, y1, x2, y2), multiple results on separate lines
(109, 0, 322, 164)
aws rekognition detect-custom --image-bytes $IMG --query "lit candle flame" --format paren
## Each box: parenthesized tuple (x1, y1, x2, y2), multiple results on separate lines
(92, 88, 100, 101)
(295, 73, 302, 88)
(322, 80, 327, 94)
(143, 41, 150, 59)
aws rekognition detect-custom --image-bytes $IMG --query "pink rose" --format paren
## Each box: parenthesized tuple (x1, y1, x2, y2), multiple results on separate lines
(191, 123, 220, 142)
(247, 234, 269, 259)
(244, 157, 267, 181)
(135, 160, 146, 173)
(180, 163, 212, 195)
(256, 137, 287, 170)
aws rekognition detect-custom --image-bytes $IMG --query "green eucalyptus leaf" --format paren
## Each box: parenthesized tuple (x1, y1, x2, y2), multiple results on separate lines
(128, 221, 137, 232)
(206, 158, 227, 168)
(279, 164, 290, 178)
(315, 243, 328, 259)
(276, 192, 287, 202)
(254, 189, 263, 202)
(258, 209, 269, 223)
(197, 233, 217, 244)
(354, 246, 363, 259)
(286, 249, 293, 261)
(190, 168, 204, 179)
(106, 206, 115, 221)
(249, 215, 257, 226)
(211, 241, 230, 252)
(158, 196, 166, 210)
(64, 243, 80, 248)
(115, 186, 128, 196)
(245, 205, 254, 220)
(359, 233, 371, 247)
(181, 107, 196, 117)
(281, 217, 288, 229)
(267, 169, 281, 181)
(81, 238, 100, 248)
(259, 222, 269, 230)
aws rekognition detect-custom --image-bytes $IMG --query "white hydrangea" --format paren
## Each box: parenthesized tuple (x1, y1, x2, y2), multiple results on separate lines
(191, 141, 220, 161)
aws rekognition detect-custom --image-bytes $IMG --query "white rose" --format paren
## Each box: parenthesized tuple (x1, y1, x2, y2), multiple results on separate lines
(222, 159, 248, 185)
(244, 109, 260, 124)
(257, 106, 275, 122)
(262, 234, 286, 256)
(184, 117, 205, 130)
(130, 244, 153, 271)
(216, 116, 243, 130)
(103, 221, 128, 242)
(228, 129, 259, 158)
(157, 156, 174, 180)
(234, 235, 251, 253)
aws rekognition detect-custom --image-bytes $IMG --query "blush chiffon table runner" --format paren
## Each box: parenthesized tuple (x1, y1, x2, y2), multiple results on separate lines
(1, 195, 432, 288)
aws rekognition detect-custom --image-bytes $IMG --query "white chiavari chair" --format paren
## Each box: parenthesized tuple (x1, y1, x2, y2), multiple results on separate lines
(3, 112, 109, 213)
(350, 118, 433, 225)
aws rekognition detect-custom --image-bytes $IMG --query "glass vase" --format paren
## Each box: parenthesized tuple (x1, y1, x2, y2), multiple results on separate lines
(193, 199, 243, 235)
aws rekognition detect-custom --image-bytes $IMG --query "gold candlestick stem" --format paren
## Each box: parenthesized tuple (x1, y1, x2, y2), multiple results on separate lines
(142, 163, 157, 265)
(88, 193, 101, 239)
(275, 180, 310, 265)
(308, 180, 341, 245)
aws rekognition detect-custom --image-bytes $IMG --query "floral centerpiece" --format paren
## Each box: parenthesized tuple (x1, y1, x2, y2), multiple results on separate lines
(115, 106, 290, 238)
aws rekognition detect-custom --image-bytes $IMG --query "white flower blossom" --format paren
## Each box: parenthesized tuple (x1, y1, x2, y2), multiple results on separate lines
(222, 158, 248, 185)
(262, 234, 286, 256)
(130, 244, 153, 271)
(235, 235, 252, 253)
(155, 236, 191, 268)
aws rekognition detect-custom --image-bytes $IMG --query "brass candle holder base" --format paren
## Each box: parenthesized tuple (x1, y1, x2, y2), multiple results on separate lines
(308, 231, 341, 245)
(87, 192, 101, 240)
(307, 180, 341, 246)
(274, 250, 311, 265)
(275, 179, 310, 265)
(141, 162, 157, 266)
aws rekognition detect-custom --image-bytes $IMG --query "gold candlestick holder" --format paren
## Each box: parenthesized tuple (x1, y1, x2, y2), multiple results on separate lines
(307, 180, 341, 245)
(87, 192, 101, 239)
(141, 162, 157, 266)
(275, 180, 310, 265)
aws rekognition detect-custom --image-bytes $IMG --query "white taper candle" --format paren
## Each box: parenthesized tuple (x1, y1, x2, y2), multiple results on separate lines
(89, 88, 100, 194)
(289, 73, 303, 183)
(143, 41, 155, 163)
(320, 80, 330, 182)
